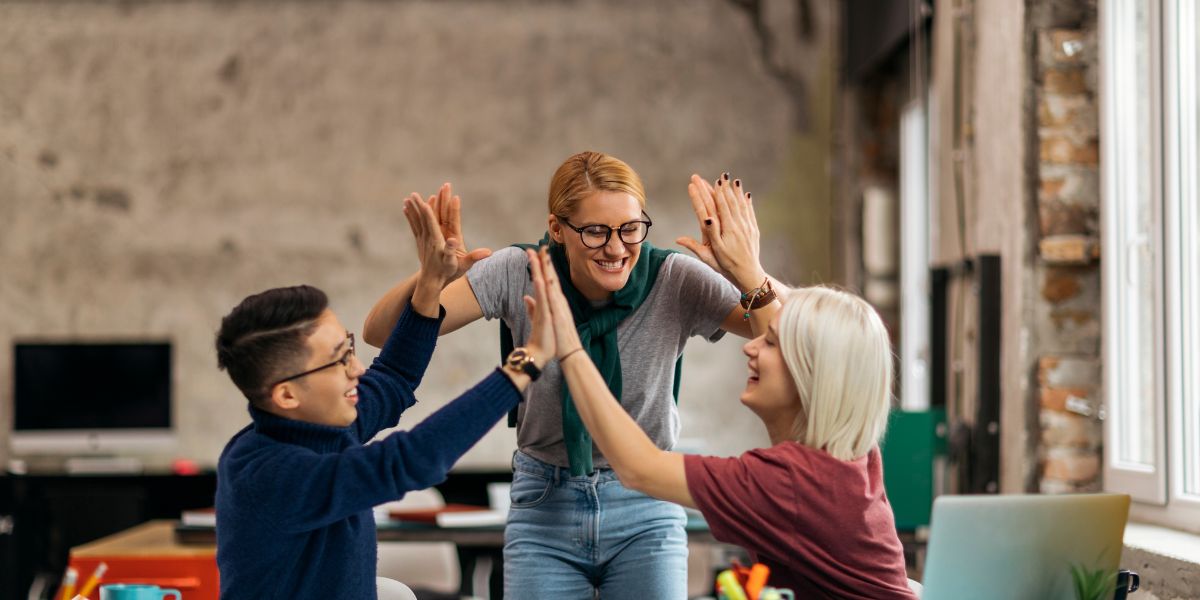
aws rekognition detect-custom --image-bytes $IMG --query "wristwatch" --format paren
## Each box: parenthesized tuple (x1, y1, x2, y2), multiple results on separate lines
(504, 347, 542, 381)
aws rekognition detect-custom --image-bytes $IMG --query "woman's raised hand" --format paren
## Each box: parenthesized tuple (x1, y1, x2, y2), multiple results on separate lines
(412, 182, 492, 285)
(675, 173, 767, 292)
(520, 248, 556, 366)
(526, 248, 585, 361)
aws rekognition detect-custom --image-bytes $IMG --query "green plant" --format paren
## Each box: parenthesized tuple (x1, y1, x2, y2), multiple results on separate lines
(1069, 560, 1118, 600)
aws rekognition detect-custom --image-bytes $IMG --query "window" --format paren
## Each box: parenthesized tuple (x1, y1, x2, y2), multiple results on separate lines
(1103, 0, 1200, 531)
(1168, 0, 1200, 513)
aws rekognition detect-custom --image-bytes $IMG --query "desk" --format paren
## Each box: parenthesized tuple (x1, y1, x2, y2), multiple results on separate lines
(174, 514, 718, 545)
(69, 520, 218, 600)
(174, 514, 718, 599)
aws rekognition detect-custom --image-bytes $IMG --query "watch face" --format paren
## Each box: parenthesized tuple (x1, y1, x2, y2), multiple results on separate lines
(505, 347, 540, 381)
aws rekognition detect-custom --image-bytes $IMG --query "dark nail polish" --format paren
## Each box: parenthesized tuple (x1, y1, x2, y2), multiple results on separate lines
(723, 172, 730, 181)
(747, 193, 752, 200)
(734, 179, 741, 187)
(705, 218, 713, 225)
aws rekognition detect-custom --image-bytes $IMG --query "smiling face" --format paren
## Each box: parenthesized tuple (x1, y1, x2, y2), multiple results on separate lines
(271, 309, 366, 427)
(740, 312, 803, 427)
(549, 190, 645, 301)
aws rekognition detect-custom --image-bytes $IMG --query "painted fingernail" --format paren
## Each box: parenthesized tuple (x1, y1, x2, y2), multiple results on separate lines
(722, 172, 730, 181)
(716, 178, 722, 186)
(705, 218, 713, 225)
(734, 179, 741, 187)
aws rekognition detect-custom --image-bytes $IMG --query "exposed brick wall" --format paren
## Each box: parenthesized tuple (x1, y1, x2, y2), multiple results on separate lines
(1034, 23, 1103, 493)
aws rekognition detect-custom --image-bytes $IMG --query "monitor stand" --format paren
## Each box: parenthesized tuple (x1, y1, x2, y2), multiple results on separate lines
(64, 456, 144, 475)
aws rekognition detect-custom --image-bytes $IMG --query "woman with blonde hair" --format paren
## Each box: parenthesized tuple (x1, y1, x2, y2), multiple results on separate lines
(526, 244, 917, 598)
(364, 151, 781, 596)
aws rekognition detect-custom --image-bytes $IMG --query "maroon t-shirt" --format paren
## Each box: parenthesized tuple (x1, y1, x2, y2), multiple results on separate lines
(684, 443, 916, 599)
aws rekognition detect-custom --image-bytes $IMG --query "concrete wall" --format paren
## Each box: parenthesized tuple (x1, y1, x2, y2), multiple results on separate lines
(972, 0, 1038, 495)
(928, 0, 1032, 494)
(0, 0, 837, 469)
(928, 0, 1101, 493)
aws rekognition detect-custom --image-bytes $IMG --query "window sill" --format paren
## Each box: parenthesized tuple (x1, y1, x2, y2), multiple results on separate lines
(1122, 522, 1200, 597)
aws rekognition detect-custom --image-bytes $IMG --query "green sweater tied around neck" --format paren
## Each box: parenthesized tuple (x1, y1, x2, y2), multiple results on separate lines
(500, 235, 681, 475)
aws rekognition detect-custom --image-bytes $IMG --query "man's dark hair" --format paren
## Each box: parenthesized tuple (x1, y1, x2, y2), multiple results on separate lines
(216, 285, 330, 406)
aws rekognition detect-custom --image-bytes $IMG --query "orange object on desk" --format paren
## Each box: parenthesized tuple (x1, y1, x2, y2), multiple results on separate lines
(67, 520, 218, 600)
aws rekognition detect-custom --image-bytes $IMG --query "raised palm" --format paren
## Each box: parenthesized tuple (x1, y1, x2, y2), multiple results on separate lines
(409, 182, 492, 284)
(676, 173, 764, 291)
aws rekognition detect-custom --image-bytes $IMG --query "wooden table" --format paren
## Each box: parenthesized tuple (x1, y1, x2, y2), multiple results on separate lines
(174, 515, 718, 546)
(175, 515, 718, 598)
(69, 520, 218, 600)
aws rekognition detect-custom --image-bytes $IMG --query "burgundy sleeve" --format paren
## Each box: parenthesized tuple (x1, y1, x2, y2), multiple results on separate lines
(683, 449, 802, 554)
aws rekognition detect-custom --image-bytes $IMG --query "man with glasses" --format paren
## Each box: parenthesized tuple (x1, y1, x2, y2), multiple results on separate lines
(212, 194, 556, 600)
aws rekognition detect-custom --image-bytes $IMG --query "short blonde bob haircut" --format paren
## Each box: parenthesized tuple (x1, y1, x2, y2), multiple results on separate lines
(778, 286, 894, 461)
(548, 151, 646, 217)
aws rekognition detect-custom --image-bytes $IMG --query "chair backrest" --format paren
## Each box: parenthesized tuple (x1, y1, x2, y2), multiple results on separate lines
(921, 493, 1130, 600)
(375, 577, 418, 600)
(375, 488, 460, 594)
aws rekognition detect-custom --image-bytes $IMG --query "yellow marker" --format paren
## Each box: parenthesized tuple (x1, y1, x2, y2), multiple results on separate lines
(716, 569, 749, 600)
(75, 562, 107, 598)
(59, 567, 77, 600)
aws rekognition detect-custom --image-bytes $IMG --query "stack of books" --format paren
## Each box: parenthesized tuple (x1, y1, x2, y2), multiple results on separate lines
(387, 504, 506, 528)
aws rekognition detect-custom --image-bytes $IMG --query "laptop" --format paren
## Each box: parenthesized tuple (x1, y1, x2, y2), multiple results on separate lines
(920, 493, 1131, 600)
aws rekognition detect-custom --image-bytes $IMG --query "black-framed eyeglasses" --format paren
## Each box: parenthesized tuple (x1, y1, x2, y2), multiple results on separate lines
(270, 332, 356, 387)
(556, 212, 653, 249)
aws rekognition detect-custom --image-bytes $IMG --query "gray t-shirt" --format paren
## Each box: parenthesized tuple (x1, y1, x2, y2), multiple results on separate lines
(466, 246, 740, 468)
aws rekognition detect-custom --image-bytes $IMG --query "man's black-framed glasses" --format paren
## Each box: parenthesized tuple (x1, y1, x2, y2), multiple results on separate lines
(556, 212, 653, 249)
(271, 332, 356, 387)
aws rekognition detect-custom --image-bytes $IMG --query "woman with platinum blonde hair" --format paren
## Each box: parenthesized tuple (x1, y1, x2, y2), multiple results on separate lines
(778, 286, 893, 461)
(525, 245, 917, 599)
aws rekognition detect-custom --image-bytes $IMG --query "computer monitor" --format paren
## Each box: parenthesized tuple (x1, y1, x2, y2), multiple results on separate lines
(10, 341, 176, 456)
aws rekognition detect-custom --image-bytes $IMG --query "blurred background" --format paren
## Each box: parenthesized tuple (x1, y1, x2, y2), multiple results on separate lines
(0, 0, 832, 469)
(3, 0, 1199, 598)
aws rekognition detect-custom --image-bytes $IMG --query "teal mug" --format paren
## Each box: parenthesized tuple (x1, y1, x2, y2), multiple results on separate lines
(99, 584, 182, 600)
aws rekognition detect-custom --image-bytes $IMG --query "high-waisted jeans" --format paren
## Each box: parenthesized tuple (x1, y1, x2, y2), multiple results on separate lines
(503, 451, 689, 599)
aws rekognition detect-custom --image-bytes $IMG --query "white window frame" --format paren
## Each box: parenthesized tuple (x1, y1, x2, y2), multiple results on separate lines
(1101, 0, 1168, 505)
(1102, 0, 1200, 531)
(1162, 0, 1200, 528)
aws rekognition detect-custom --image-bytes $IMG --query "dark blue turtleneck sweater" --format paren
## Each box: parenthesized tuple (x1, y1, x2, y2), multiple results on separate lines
(215, 305, 520, 599)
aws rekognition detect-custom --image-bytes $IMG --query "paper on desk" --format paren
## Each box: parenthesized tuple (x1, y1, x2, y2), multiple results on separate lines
(435, 509, 506, 528)
(181, 507, 217, 527)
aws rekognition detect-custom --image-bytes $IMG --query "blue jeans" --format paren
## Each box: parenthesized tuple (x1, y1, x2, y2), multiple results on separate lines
(504, 451, 689, 599)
